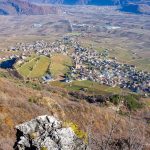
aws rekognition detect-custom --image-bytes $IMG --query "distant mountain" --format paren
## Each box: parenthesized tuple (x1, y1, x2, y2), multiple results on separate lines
(23, 0, 150, 14)
(0, 0, 149, 15)
(22, 0, 117, 5)
(0, 0, 57, 15)
(22, 0, 149, 5)
(115, 0, 150, 15)
(22, 0, 118, 5)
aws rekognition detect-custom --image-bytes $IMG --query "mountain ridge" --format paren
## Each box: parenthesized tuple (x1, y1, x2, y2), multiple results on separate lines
(0, 0, 58, 15)
(0, 0, 150, 15)
(23, 0, 150, 15)
(22, 0, 150, 5)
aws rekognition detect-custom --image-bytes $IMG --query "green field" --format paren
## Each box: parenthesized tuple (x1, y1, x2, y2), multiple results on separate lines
(15, 55, 51, 78)
(50, 80, 125, 95)
(14, 54, 73, 79)
(29, 56, 50, 77)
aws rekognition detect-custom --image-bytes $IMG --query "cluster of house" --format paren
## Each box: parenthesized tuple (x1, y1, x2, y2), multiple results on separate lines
(8, 37, 75, 57)
(6, 36, 150, 94)
(67, 45, 150, 94)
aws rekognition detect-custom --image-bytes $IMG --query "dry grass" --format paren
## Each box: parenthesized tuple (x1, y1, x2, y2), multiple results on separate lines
(0, 77, 149, 149)
(50, 54, 72, 78)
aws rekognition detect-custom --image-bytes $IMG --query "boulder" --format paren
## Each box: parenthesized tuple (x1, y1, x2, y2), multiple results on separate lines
(14, 115, 88, 150)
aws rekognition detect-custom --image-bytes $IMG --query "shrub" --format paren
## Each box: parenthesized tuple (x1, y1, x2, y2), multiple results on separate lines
(0, 72, 9, 78)
(33, 83, 41, 90)
(110, 94, 122, 105)
(28, 96, 39, 104)
(124, 95, 143, 111)
(110, 94, 143, 111)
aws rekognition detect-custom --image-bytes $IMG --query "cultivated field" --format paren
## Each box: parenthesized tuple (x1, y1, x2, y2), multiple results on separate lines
(50, 54, 73, 78)
(15, 55, 51, 78)
(15, 54, 73, 79)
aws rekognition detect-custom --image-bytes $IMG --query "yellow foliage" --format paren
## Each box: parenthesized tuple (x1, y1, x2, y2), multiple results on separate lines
(63, 121, 88, 144)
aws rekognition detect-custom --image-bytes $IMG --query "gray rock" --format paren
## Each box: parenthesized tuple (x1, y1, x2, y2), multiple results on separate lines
(14, 115, 88, 150)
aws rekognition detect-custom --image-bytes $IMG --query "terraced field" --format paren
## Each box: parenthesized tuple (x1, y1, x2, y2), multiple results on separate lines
(15, 55, 51, 78)
(14, 54, 73, 79)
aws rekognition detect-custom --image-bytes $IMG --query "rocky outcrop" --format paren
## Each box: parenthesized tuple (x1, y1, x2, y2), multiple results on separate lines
(14, 115, 88, 150)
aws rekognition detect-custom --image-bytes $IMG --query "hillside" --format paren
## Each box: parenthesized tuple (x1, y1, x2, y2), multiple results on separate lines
(0, 0, 150, 15)
(0, 0, 57, 15)
(23, 0, 150, 14)
(0, 0, 149, 149)
(23, 0, 116, 5)
(0, 69, 150, 149)
(23, 0, 150, 6)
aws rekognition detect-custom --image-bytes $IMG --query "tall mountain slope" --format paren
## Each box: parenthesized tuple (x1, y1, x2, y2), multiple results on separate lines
(24, 0, 117, 5)
(24, 0, 150, 14)
(0, 0, 57, 15)
(0, 71, 149, 150)
(0, 0, 149, 15)
(23, 0, 150, 5)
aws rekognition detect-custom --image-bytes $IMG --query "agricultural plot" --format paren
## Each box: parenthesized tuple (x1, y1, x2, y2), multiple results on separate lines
(50, 54, 73, 78)
(29, 56, 50, 78)
(15, 54, 73, 79)
(16, 57, 38, 77)
(16, 55, 51, 78)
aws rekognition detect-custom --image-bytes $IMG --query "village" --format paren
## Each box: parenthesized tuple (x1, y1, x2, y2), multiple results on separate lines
(1, 36, 150, 95)
(70, 45, 150, 95)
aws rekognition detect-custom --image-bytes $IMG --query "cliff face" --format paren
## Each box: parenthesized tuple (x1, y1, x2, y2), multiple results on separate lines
(0, 0, 57, 15)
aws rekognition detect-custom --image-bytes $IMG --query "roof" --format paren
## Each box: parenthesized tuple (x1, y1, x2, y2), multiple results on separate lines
(42, 74, 52, 81)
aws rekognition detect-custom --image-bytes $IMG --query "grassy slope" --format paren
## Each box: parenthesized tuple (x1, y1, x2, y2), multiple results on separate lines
(0, 74, 149, 149)
(16, 54, 72, 78)
(30, 56, 50, 77)
(129, 58, 150, 71)
(0, 77, 124, 148)
(16, 55, 51, 78)
(16, 57, 37, 77)
(50, 54, 73, 78)
(80, 38, 150, 72)
(50, 80, 124, 95)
